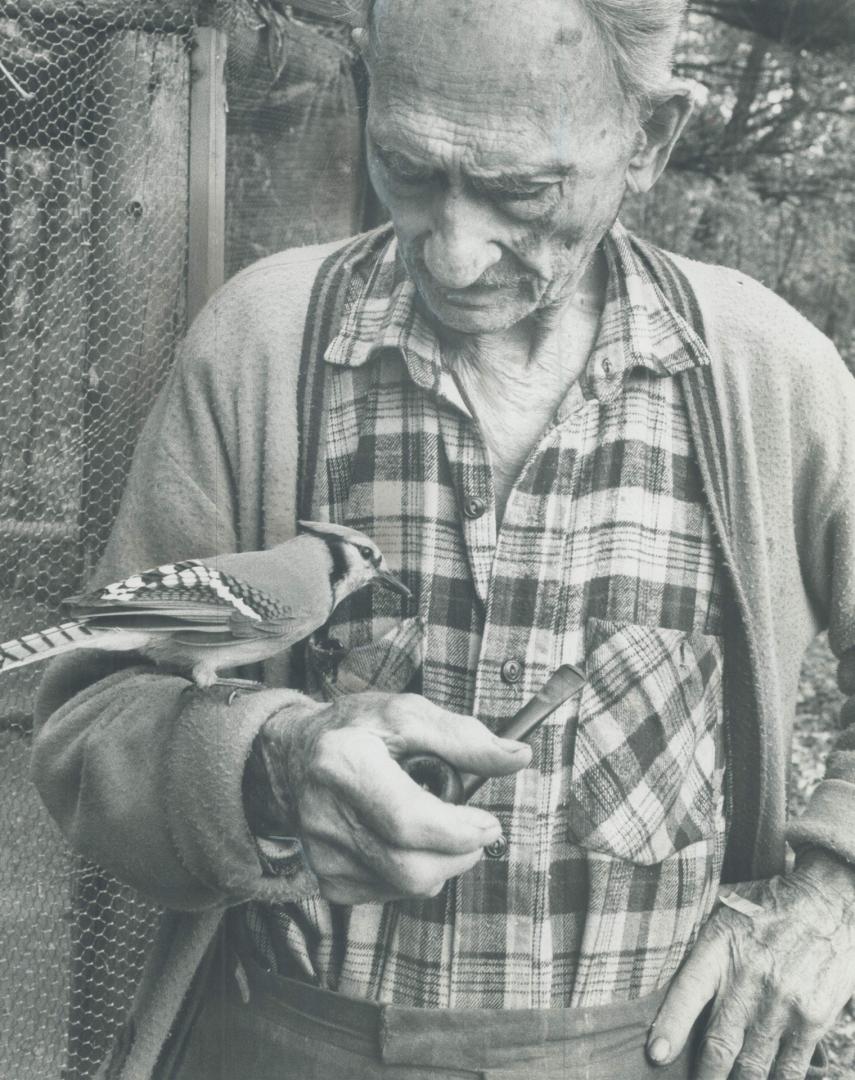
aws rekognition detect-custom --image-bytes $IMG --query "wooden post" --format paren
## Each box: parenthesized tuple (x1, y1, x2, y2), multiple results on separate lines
(83, 29, 189, 573)
(0, 143, 89, 712)
(187, 26, 227, 326)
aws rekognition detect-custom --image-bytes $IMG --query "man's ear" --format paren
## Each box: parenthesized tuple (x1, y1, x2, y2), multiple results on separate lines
(626, 87, 694, 195)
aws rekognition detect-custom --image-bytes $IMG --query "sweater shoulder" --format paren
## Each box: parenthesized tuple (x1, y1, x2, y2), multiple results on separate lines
(213, 235, 351, 307)
(670, 253, 855, 466)
(176, 233, 360, 388)
(670, 252, 844, 383)
(195, 235, 351, 340)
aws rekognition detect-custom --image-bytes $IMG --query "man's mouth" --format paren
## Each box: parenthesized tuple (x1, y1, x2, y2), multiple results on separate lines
(433, 279, 531, 307)
(438, 286, 503, 307)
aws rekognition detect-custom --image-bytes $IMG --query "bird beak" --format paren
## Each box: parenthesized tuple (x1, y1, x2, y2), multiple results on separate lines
(376, 569, 412, 600)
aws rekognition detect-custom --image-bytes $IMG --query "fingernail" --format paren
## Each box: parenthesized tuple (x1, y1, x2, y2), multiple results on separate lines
(464, 808, 501, 833)
(648, 1036, 671, 1064)
(495, 737, 531, 754)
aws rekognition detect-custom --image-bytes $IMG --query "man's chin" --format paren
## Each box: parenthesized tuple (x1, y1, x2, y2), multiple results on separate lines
(417, 287, 534, 336)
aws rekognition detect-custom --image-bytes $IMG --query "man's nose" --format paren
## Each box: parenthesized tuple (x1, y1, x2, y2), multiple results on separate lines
(422, 193, 502, 290)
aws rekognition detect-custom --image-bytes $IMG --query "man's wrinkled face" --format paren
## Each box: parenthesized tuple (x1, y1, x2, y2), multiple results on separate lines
(365, 0, 639, 335)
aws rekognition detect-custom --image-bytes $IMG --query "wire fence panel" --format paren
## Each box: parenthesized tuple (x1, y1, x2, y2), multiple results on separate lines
(0, 5, 192, 1076)
(221, 4, 364, 277)
(1, 3, 854, 1079)
(0, 3, 365, 1075)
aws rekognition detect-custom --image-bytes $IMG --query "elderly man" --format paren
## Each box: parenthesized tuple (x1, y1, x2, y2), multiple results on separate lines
(31, 0, 855, 1077)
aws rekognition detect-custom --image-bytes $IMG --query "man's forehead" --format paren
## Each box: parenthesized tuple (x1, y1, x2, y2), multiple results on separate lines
(366, 0, 622, 160)
(367, 0, 608, 98)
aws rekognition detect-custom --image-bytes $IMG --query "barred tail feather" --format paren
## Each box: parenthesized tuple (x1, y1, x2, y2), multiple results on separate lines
(0, 621, 106, 672)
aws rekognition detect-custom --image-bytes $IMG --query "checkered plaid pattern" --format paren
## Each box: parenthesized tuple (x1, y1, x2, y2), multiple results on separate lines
(246, 223, 727, 1008)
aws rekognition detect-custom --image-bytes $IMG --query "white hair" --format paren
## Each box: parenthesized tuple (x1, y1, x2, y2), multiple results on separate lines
(580, 0, 687, 111)
(365, 0, 687, 111)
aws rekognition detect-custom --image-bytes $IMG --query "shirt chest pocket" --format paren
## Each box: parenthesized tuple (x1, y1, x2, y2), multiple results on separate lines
(306, 615, 425, 700)
(565, 617, 724, 865)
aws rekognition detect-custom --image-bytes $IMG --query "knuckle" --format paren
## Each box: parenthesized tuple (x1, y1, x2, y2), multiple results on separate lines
(385, 814, 422, 848)
(773, 1044, 818, 1080)
(398, 869, 433, 897)
(732, 1055, 771, 1080)
(792, 999, 828, 1030)
(381, 692, 416, 721)
(774, 1067, 811, 1080)
(333, 691, 386, 721)
(388, 856, 435, 897)
(700, 1032, 740, 1070)
(311, 730, 344, 781)
(313, 728, 378, 786)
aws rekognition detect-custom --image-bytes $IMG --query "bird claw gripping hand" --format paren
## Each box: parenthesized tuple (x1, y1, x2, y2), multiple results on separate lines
(0, 521, 410, 689)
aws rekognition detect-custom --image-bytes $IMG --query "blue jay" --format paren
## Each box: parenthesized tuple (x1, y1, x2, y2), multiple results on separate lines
(0, 521, 410, 688)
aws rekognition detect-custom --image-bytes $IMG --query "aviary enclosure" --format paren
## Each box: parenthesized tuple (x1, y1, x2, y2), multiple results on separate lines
(0, 1, 366, 1074)
(1, 0, 853, 1076)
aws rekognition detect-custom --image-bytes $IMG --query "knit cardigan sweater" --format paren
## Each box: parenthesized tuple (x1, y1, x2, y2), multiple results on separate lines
(31, 233, 855, 1080)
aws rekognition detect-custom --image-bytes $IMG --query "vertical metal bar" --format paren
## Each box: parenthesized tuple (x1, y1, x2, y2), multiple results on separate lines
(188, 26, 227, 326)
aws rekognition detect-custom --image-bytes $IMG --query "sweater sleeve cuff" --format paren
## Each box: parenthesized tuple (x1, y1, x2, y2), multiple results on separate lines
(166, 685, 324, 905)
(786, 778, 855, 866)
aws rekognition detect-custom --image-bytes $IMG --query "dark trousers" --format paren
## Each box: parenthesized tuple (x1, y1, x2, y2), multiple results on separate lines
(168, 925, 695, 1080)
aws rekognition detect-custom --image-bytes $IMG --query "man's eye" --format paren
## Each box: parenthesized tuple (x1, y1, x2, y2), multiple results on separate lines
(493, 182, 557, 203)
(377, 151, 435, 187)
(392, 166, 434, 185)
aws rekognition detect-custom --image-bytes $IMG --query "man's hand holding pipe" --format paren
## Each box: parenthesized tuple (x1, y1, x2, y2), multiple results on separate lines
(245, 691, 532, 904)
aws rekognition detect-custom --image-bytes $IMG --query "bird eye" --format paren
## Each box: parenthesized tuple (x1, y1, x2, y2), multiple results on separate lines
(358, 545, 374, 561)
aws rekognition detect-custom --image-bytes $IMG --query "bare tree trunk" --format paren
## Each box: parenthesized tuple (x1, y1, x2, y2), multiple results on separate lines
(691, 33, 768, 248)
(721, 35, 769, 166)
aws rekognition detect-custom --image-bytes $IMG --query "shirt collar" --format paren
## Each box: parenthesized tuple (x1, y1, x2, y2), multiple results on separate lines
(584, 221, 711, 403)
(324, 226, 468, 405)
(324, 221, 711, 407)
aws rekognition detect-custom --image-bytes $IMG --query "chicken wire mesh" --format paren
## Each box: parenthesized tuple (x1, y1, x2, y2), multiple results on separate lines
(0, 2, 365, 1076)
(1, 2, 854, 1079)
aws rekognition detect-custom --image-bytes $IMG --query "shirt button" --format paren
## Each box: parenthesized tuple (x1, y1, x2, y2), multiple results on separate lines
(463, 496, 487, 520)
(485, 835, 508, 859)
(500, 658, 523, 685)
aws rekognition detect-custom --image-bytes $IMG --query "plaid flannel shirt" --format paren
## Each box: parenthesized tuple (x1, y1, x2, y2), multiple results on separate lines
(247, 222, 728, 1008)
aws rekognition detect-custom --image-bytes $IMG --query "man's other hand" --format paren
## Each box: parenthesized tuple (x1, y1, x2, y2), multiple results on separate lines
(647, 849, 855, 1079)
(260, 692, 531, 904)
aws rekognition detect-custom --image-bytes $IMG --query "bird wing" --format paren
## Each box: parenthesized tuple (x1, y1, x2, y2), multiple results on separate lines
(64, 560, 306, 641)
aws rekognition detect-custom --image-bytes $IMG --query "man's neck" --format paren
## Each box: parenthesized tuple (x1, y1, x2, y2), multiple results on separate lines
(440, 247, 608, 376)
(443, 266, 607, 522)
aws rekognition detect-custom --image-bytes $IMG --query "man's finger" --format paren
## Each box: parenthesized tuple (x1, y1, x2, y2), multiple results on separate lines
(318, 848, 482, 904)
(771, 1031, 822, 1080)
(369, 842, 485, 898)
(317, 729, 503, 852)
(647, 933, 724, 1066)
(729, 1009, 787, 1080)
(323, 820, 486, 897)
(377, 695, 534, 776)
(693, 983, 772, 1080)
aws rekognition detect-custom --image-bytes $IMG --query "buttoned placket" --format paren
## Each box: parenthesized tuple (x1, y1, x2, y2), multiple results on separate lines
(310, 229, 723, 1009)
(433, 364, 603, 1006)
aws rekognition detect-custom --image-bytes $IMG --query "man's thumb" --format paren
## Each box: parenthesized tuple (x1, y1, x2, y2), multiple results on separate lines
(647, 943, 720, 1065)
